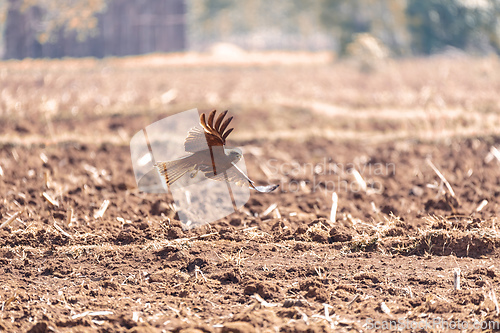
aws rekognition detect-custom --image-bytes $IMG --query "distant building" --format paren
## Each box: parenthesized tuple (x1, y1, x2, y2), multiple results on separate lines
(3, 0, 186, 59)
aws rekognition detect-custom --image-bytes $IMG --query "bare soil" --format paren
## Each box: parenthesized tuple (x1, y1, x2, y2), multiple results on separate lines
(1, 54, 500, 332)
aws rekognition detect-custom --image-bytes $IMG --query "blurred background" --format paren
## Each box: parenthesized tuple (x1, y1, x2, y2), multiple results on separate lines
(1, 0, 499, 59)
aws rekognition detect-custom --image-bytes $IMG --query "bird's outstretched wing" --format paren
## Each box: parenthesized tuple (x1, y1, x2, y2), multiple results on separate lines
(184, 126, 208, 153)
(204, 162, 279, 193)
(184, 110, 233, 153)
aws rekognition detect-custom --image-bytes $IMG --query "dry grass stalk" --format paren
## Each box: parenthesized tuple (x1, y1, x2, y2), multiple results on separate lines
(53, 221, 74, 239)
(476, 200, 488, 212)
(196, 231, 219, 239)
(490, 146, 500, 162)
(240, 226, 257, 233)
(142, 230, 219, 249)
(42, 192, 59, 207)
(6, 212, 25, 226)
(253, 293, 278, 307)
(94, 199, 110, 219)
(117, 216, 132, 225)
(315, 267, 325, 279)
(258, 163, 274, 179)
(261, 203, 278, 217)
(1, 292, 17, 311)
(426, 159, 456, 198)
(323, 303, 334, 322)
(44, 170, 51, 189)
(330, 192, 338, 223)
(311, 303, 334, 328)
(274, 207, 281, 219)
(347, 294, 359, 309)
(67, 207, 73, 226)
(194, 265, 207, 283)
(297, 308, 309, 325)
(407, 286, 414, 298)
(71, 311, 114, 320)
(39, 152, 48, 163)
(11, 149, 19, 162)
(351, 169, 367, 193)
(315, 303, 334, 327)
(453, 268, 461, 290)
(0, 210, 23, 229)
(380, 301, 391, 314)
(487, 282, 500, 316)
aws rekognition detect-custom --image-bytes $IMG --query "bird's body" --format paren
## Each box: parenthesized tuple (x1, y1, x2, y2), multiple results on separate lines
(156, 146, 242, 186)
(154, 110, 278, 193)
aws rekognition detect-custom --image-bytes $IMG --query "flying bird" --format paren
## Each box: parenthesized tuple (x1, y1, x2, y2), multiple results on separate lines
(154, 110, 279, 193)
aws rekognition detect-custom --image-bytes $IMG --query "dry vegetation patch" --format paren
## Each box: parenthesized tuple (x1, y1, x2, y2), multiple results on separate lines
(1, 54, 500, 332)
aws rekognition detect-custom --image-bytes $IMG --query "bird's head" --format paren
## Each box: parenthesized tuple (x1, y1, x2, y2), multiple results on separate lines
(225, 147, 243, 163)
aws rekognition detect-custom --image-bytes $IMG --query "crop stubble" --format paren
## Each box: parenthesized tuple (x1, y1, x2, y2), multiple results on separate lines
(1, 55, 500, 332)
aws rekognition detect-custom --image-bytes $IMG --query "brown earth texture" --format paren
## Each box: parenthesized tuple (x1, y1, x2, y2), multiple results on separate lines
(1, 54, 500, 332)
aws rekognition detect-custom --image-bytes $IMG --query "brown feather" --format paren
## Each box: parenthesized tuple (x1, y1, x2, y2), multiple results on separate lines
(222, 128, 234, 140)
(199, 113, 210, 133)
(207, 110, 216, 129)
(214, 110, 228, 131)
(199, 110, 226, 146)
(219, 116, 233, 135)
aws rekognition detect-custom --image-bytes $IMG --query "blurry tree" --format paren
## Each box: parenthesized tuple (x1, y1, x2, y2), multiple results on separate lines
(0, 0, 6, 23)
(0, 0, 7, 56)
(346, 33, 390, 72)
(188, 0, 331, 50)
(318, 0, 410, 56)
(406, 0, 500, 54)
(4, 0, 186, 59)
(188, 0, 232, 44)
(319, 0, 369, 55)
(189, 0, 500, 55)
(19, 0, 108, 43)
(4, 0, 500, 58)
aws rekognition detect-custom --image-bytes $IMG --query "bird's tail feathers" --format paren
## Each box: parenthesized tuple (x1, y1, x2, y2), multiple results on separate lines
(155, 155, 196, 186)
